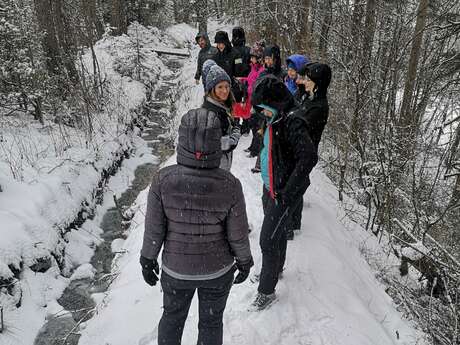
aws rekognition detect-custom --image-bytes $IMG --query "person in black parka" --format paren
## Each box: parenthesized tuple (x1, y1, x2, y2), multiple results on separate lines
(250, 43, 286, 173)
(286, 62, 332, 239)
(213, 31, 235, 80)
(194, 32, 218, 86)
(249, 75, 318, 311)
(231, 26, 251, 78)
(140, 110, 253, 345)
(259, 44, 286, 81)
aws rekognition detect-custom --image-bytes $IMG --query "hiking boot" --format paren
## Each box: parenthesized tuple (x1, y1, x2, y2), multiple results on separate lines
(248, 292, 277, 311)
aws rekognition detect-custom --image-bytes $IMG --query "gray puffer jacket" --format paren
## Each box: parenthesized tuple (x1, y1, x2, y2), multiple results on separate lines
(141, 108, 252, 280)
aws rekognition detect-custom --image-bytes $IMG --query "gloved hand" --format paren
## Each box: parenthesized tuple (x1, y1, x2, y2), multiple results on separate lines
(140, 256, 159, 286)
(234, 257, 254, 284)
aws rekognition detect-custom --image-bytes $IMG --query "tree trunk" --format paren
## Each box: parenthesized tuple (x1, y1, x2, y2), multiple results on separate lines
(111, 0, 127, 35)
(34, 0, 60, 74)
(362, 0, 377, 63)
(82, 0, 103, 41)
(318, 0, 332, 61)
(398, 0, 429, 149)
(53, 0, 78, 83)
(298, 0, 312, 55)
(196, 0, 208, 33)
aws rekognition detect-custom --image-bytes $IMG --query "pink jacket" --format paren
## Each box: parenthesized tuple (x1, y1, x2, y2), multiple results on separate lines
(247, 63, 264, 97)
(232, 63, 265, 119)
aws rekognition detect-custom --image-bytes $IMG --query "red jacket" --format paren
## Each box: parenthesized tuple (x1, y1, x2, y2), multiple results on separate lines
(233, 63, 264, 118)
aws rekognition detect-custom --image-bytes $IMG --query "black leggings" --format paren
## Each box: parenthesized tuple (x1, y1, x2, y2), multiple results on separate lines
(158, 269, 234, 345)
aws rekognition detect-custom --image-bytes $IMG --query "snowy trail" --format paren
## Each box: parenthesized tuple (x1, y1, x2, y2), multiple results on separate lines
(77, 23, 426, 345)
(78, 135, 424, 345)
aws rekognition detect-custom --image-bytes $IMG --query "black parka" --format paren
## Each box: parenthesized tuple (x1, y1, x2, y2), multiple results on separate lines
(252, 76, 318, 205)
(195, 32, 218, 81)
(294, 90, 329, 150)
(294, 62, 331, 149)
(231, 27, 251, 77)
(269, 102, 318, 205)
(213, 33, 235, 80)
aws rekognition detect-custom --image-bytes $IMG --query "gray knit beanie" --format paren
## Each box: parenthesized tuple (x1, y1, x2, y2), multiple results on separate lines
(205, 64, 231, 93)
(177, 108, 222, 169)
(202, 59, 216, 86)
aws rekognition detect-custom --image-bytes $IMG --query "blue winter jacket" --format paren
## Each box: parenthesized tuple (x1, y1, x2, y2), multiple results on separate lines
(285, 55, 310, 94)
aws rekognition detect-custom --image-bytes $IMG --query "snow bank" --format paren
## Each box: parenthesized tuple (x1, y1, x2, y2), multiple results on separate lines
(0, 22, 178, 345)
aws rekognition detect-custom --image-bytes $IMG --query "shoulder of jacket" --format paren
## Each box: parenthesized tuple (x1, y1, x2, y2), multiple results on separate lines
(214, 169, 240, 188)
(286, 108, 309, 128)
(158, 165, 179, 180)
(189, 107, 216, 117)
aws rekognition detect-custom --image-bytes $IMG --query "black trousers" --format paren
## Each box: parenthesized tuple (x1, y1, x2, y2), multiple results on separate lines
(158, 269, 234, 345)
(258, 188, 291, 295)
(247, 113, 264, 156)
(288, 174, 311, 231)
(289, 196, 303, 231)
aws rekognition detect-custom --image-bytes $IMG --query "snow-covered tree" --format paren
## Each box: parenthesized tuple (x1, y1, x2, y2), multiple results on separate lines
(0, 0, 49, 123)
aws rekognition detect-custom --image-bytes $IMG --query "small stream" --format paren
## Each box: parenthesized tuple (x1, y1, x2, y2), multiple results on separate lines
(33, 57, 183, 345)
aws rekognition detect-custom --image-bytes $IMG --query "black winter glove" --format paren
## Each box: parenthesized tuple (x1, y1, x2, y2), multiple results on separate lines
(233, 257, 254, 284)
(140, 255, 159, 286)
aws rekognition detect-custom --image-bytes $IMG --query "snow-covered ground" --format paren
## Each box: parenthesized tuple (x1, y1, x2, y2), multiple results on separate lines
(0, 23, 180, 345)
(77, 23, 429, 345)
(78, 136, 428, 345)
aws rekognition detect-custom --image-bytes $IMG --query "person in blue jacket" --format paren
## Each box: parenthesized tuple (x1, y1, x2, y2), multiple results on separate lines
(284, 54, 310, 95)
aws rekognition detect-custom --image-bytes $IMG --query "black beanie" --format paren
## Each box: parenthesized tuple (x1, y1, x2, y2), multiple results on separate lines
(231, 27, 246, 46)
(177, 109, 222, 169)
(252, 75, 293, 113)
(263, 45, 280, 60)
(214, 31, 230, 44)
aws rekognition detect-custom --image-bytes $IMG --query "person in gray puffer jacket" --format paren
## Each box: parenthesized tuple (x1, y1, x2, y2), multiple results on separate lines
(140, 109, 253, 345)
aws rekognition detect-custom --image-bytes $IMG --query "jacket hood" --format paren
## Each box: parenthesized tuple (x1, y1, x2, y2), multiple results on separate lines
(252, 75, 294, 113)
(298, 62, 331, 98)
(214, 31, 232, 53)
(286, 54, 310, 72)
(263, 45, 282, 75)
(231, 26, 246, 47)
(195, 32, 210, 47)
(177, 109, 223, 169)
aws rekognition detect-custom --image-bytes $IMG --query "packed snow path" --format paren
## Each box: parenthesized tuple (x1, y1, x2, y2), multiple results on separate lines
(78, 135, 424, 345)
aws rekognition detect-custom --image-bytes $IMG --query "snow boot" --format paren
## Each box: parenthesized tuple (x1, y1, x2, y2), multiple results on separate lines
(248, 292, 277, 311)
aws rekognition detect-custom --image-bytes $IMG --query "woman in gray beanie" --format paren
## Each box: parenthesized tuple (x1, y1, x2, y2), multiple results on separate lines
(201, 59, 242, 171)
(140, 110, 253, 345)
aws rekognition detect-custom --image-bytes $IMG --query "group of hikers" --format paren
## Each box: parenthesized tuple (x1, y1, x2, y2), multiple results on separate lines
(140, 26, 332, 345)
